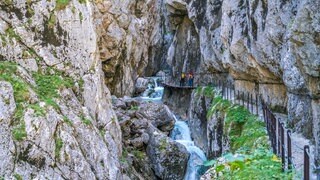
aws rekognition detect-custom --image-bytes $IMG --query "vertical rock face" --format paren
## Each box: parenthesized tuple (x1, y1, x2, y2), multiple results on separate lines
(162, 87, 193, 116)
(165, 0, 319, 164)
(0, 1, 122, 179)
(95, 0, 171, 96)
(188, 89, 228, 159)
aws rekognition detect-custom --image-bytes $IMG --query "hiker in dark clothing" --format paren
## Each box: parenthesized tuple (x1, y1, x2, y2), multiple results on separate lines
(180, 72, 186, 86)
(188, 72, 194, 87)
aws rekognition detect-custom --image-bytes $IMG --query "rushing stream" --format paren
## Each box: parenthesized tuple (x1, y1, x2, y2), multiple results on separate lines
(139, 77, 207, 180)
(171, 119, 207, 180)
(140, 77, 164, 102)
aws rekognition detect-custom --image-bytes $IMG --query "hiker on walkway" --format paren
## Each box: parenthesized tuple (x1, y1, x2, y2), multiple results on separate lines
(180, 72, 186, 86)
(188, 71, 194, 87)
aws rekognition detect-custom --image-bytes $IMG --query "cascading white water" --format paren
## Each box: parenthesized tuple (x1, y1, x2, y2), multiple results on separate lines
(139, 77, 207, 179)
(140, 77, 164, 101)
(171, 117, 207, 180)
(153, 77, 159, 88)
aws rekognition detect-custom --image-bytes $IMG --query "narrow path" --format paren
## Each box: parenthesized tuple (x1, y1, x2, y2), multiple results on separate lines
(221, 86, 317, 179)
(275, 113, 317, 179)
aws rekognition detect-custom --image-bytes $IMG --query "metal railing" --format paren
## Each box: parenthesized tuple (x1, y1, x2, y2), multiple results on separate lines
(304, 145, 310, 180)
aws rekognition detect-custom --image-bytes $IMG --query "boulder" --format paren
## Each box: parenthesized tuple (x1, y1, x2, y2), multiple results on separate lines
(135, 78, 149, 94)
(156, 71, 166, 77)
(146, 128, 189, 180)
(136, 103, 176, 132)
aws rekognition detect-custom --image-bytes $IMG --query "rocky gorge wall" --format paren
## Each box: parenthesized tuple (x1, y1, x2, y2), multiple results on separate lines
(0, 0, 123, 178)
(164, 0, 320, 165)
(96, 0, 172, 96)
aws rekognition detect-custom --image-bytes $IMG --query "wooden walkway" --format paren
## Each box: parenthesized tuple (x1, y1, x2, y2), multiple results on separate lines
(161, 82, 196, 89)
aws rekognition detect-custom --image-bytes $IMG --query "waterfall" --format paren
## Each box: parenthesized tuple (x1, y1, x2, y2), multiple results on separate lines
(153, 77, 159, 88)
(171, 117, 207, 180)
(140, 77, 164, 101)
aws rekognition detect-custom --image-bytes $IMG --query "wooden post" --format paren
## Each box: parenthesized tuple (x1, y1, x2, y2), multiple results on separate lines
(278, 119, 281, 156)
(242, 92, 245, 107)
(281, 122, 285, 171)
(304, 145, 310, 180)
(227, 82, 229, 100)
(237, 90, 240, 105)
(247, 92, 250, 110)
(287, 130, 292, 170)
(256, 94, 258, 115)
(226, 82, 228, 100)
(222, 82, 225, 99)
(233, 85, 235, 104)
(251, 93, 253, 113)
(228, 82, 230, 101)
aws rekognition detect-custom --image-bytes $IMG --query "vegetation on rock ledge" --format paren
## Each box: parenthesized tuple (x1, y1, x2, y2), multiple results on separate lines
(202, 86, 292, 179)
(0, 61, 75, 141)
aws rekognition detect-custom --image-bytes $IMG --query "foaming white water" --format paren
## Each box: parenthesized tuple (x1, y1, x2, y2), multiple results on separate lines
(140, 77, 164, 101)
(171, 118, 207, 180)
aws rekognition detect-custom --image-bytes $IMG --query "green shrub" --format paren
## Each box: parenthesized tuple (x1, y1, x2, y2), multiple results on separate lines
(78, 0, 86, 4)
(204, 149, 292, 179)
(203, 86, 215, 98)
(13, 174, 22, 180)
(203, 87, 291, 179)
(5, 28, 21, 41)
(33, 72, 74, 106)
(129, 105, 139, 111)
(63, 116, 72, 126)
(207, 96, 230, 119)
(55, 0, 70, 10)
(132, 150, 146, 160)
(12, 123, 27, 141)
(55, 137, 63, 159)
(80, 114, 91, 125)
(29, 104, 46, 116)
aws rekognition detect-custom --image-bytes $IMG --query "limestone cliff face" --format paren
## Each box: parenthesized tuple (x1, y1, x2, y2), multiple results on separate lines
(96, 0, 171, 96)
(0, 0, 122, 178)
(165, 0, 320, 164)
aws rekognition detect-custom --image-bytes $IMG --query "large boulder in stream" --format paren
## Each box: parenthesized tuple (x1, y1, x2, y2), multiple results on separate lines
(136, 103, 176, 132)
(147, 127, 189, 180)
(135, 78, 149, 94)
